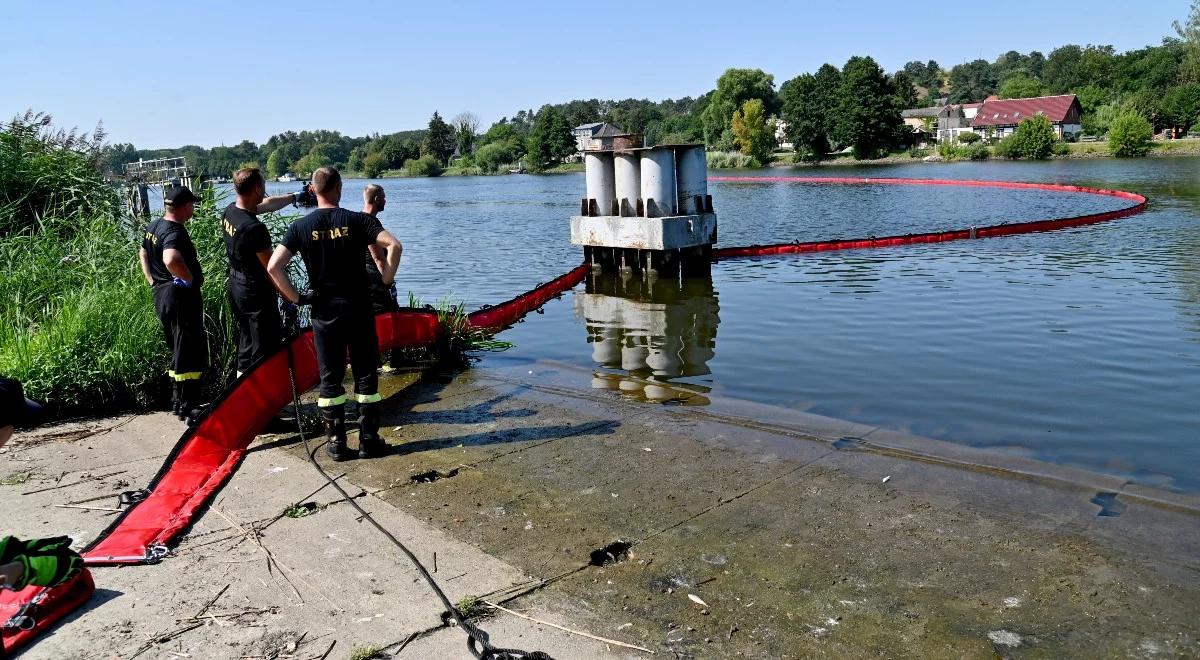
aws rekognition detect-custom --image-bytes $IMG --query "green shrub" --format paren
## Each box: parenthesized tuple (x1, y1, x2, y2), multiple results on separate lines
(404, 155, 444, 177)
(937, 141, 965, 160)
(1108, 112, 1154, 157)
(475, 141, 516, 174)
(966, 143, 990, 160)
(957, 131, 981, 144)
(361, 151, 386, 178)
(1051, 140, 1070, 156)
(995, 115, 1059, 159)
(706, 151, 762, 168)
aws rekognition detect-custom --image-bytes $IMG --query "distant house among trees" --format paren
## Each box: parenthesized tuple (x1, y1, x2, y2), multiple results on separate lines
(971, 94, 1083, 140)
(572, 122, 641, 152)
(936, 101, 982, 142)
(900, 105, 942, 144)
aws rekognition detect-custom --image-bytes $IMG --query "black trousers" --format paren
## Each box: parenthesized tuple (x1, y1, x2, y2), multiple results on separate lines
(152, 283, 207, 396)
(369, 280, 400, 315)
(312, 298, 379, 406)
(229, 280, 282, 376)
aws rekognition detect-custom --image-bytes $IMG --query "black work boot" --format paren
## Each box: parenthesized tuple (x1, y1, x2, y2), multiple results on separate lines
(357, 401, 387, 459)
(323, 405, 349, 462)
(177, 381, 204, 424)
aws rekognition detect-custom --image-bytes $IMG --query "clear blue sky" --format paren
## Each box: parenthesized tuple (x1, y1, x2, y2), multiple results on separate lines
(1, 0, 1188, 148)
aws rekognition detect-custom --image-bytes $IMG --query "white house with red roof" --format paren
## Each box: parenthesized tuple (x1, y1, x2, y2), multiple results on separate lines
(971, 94, 1083, 140)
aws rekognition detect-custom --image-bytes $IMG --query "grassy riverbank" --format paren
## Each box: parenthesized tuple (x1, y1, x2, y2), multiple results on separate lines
(0, 114, 295, 416)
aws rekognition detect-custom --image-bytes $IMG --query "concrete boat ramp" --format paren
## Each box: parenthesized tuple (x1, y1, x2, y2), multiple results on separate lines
(2, 361, 1197, 658)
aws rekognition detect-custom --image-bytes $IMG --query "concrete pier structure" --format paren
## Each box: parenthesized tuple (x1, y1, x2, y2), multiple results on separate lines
(571, 141, 717, 277)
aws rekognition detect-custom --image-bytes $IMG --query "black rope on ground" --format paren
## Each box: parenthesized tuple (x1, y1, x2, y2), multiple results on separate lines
(284, 341, 553, 660)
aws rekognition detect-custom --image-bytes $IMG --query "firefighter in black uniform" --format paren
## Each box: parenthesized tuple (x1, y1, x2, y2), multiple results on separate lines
(223, 168, 309, 377)
(138, 185, 207, 421)
(362, 184, 403, 370)
(267, 167, 402, 461)
(362, 184, 401, 316)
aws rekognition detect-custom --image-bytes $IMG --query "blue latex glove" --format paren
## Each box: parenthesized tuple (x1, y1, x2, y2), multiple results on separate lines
(171, 276, 192, 288)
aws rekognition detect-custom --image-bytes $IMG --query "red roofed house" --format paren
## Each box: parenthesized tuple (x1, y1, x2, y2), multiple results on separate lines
(971, 94, 1083, 141)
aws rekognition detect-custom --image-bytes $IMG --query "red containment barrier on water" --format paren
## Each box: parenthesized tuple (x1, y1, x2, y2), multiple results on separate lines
(708, 177, 1147, 259)
(9, 178, 1146, 655)
(467, 265, 591, 331)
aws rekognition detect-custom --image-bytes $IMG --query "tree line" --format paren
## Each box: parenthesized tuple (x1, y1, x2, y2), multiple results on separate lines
(102, 3, 1200, 174)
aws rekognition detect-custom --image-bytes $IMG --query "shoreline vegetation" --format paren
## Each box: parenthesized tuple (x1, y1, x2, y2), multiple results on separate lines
(341, 137, 1200, 179)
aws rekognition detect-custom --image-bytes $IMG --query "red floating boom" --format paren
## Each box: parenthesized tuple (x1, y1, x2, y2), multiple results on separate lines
(709, 177, 1147, 259)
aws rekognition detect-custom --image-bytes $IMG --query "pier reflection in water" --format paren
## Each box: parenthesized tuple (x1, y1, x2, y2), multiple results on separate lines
(574, 272, 720, 405)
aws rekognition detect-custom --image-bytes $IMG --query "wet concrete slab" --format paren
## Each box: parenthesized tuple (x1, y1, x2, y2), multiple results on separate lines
(314, 363, 1200, 658)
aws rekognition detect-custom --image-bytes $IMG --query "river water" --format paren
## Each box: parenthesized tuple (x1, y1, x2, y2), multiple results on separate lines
(262, 158, 1200, 492)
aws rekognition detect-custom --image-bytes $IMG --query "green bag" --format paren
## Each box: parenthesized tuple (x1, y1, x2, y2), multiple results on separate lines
(0, 536, 83, 590)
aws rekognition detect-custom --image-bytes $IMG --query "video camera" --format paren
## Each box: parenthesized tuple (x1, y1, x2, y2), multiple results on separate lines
(295, 182, 318, 208)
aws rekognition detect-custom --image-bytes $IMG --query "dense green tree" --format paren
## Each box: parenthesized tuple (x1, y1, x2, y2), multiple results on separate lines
(731, 99, 774, 163)
(265, 149, 286, 177)
(475, 141, 517, 173)
(1073, 84, 1112, 117)
(892, 71, 920, 108)
(701, 68, 778, 147)
(452, 112, 479, 156)
(812, 64, 844, 148)
(948, 59, 998, 102)
(1043, 45, 1084, 92)
(1083, 102, 1122, 136)
(1160, 83, 1200, 134)
(780, 73, 831, 162)
(1108, 112, 1154, 156)
(361, 151, 387, 178)
(524, 105, 574, 171)
(1176, 0, 1200, 83)
(1122, 89, 1164, 129)
(903, 60, 942, 93)
(998, 75, 1051, 99)
(836, 56, 904, 159)
(101, 142, 138, 175)
(421, 112, 456, 164)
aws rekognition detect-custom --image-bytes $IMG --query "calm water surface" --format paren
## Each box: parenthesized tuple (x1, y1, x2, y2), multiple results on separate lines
(264, 158, 1200, 491)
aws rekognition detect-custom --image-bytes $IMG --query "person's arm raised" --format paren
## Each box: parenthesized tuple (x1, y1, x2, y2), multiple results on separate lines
(255, 193, 299, 214)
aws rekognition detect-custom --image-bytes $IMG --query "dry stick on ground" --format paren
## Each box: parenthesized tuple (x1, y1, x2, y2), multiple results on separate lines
(483, 601, 655, 655)
(53, 503, 123, 512)
(384, 631, 421, 656)
(20, 469, 127, 495)
(129, 584, 229, 659)
(65, 491, 125, 505)
(210, 506, 344, 611)
(17, 415, 136, 449)
(209, 507, 304, 604)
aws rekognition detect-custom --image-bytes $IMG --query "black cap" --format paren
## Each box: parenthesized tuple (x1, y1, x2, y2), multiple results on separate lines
(164, 185, 201, 206)
(0, 377, 43, 429)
